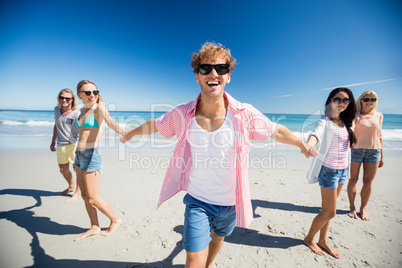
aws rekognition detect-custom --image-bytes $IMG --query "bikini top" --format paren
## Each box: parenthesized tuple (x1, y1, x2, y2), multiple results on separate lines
(76, 108, 99, 129)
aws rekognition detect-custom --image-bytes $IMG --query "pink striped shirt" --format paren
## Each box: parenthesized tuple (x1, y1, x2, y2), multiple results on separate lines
(323, 122, 349, 169)
(155, 92, 276, 228)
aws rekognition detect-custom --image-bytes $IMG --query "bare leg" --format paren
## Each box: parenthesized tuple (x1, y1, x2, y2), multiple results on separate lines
(185, 247, 209, 268)
(347, 161, 361, 219)
(359, 162, 379, 221)
(317, 184, 343, 259)
(304, 187, 338, 256)
(206, 230, 225, 268)
(59, 163, 75, 195)
(83, 171, 121, 237)
(74, 169, 101, 241)
(66, 165, 81, 203)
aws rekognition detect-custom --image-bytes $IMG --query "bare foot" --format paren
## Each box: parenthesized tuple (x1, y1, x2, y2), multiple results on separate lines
(61, 187, 75, 196)
(74, 226, 101, 241)
(359, 209, 370, 221)
(304, 238, 324, 256)
(66, 192, 80, 203)
(317, 242, 340, 259)
(347, 209, 358, 219)
(101, 218, 122, 236)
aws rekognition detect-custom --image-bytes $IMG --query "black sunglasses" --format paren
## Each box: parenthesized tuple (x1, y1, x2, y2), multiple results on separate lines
(59, 96, 72, 101)
(363, 98, 377, 102)
(332, 97, 350, 104)
(81, 90, 99, 96)
(198, 64, 230, 75)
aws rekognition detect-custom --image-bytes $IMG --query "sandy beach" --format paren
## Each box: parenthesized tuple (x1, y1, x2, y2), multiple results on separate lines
(0, 145, 401, 267)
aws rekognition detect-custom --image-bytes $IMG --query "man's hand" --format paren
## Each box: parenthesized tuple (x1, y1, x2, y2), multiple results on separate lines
(300, 143, 319, 158)
(300, 142, 310, 158)
(50, 142, 56, 152)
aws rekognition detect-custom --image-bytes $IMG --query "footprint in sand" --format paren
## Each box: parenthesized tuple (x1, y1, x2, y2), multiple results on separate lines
(364, 231, 376, 239)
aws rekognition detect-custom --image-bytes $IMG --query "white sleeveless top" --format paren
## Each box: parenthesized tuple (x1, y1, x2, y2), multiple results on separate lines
(187, 108, 236, 206)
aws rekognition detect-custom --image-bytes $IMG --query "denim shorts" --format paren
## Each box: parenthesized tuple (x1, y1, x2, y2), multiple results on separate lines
(351, 148, 381, 163)
(183, 194, 236, 252)
(74, 147, 103, 173)
(318, 165, 348, 189)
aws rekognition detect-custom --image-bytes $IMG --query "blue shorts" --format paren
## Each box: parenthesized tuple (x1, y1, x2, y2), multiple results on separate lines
(351, 148, 381, 163)
(74, 147, 103, 173)
(183, 194, 236, 252)
(318, 165, 348, 189)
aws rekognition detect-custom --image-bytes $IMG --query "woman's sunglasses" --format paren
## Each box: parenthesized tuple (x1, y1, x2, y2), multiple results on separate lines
(59, 96, 72, 101)
(81, 90, 99, 96)
(332, 97, 350, 104)
(363, 98, 377, 102)
(198, 64, 230, 75)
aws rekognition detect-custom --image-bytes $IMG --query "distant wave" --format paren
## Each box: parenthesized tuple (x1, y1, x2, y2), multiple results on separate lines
(0, 120, 138, 129)
(0, 120, 55, 127)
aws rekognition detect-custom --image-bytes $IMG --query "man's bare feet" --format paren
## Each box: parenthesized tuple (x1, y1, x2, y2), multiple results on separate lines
(61, 187, 75, 196)
(101, 218, 122, 236)
(304, 238, 324, 256)
(347, 209, 358, 219)
(359, 209, 370, 221)
(66, 192, 80, 203)
(317, 242, 340, 259)
(74, 226, 101, 241)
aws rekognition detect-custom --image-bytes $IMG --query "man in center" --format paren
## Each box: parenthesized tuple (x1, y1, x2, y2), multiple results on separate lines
(124, 42, 311, 267)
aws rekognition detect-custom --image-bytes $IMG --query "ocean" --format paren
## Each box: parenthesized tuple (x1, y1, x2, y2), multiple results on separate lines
(0, 109, 401, 151)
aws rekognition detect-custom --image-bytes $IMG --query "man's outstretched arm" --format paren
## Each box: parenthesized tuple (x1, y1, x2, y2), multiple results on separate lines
(271, 124, 311, 157)
(121, 119, 158, 143)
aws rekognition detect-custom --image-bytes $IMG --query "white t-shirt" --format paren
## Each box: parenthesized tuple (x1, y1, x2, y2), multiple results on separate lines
(187, 108, 236, 206)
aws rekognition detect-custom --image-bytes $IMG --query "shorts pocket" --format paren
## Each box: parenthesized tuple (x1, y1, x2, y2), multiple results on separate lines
(83, 149, 95, 159)
(323, 168, 338, 177)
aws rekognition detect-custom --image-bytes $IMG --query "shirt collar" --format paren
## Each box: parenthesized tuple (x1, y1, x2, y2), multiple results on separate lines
(186, 91, 244, 115)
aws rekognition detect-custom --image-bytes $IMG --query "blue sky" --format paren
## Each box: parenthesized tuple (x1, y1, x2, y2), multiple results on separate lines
(0, 0, 401, 114)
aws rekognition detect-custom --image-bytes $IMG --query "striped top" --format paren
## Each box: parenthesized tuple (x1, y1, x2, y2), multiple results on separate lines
(154, 92, 276, 228)
(323, 121, 349, 169)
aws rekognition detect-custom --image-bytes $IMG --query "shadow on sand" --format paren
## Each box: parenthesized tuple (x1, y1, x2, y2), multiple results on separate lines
(1, 189, 347, 267)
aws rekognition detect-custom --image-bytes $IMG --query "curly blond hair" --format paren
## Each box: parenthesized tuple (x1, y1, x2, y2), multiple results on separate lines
(190, 42, 236, 74)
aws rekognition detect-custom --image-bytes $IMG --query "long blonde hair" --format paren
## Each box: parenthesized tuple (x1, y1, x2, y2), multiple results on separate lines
(356, 90, 378, 112)
(76, 80, 104, 104)
(57, 88, 77, 110)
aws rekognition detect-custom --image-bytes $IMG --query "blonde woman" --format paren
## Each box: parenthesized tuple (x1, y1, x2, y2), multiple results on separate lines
(73, 80, 125, 241)
(347, 91, 383, 221)
(50, 89, 81, 203)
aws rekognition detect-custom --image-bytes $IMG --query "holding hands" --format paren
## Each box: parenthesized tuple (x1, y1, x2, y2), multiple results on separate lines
(300, 142, 319, 158)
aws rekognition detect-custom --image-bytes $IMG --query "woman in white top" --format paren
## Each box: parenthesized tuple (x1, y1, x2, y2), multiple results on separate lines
(347, 91, 383, 221)
(304, 87, 356, 258)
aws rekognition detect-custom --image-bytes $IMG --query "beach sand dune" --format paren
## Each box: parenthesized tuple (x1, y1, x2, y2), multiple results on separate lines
(0, 148, 401, 267)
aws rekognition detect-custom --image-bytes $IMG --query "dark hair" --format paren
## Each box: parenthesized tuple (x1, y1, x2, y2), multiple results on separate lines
(325, 87, 356, 147)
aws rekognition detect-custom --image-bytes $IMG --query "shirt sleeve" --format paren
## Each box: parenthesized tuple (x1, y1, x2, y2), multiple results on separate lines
(155, 107, 181, 138)
(247, 105, 277, 141)
(54, 106, 58, 120)
(309, 118, 326, 146)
